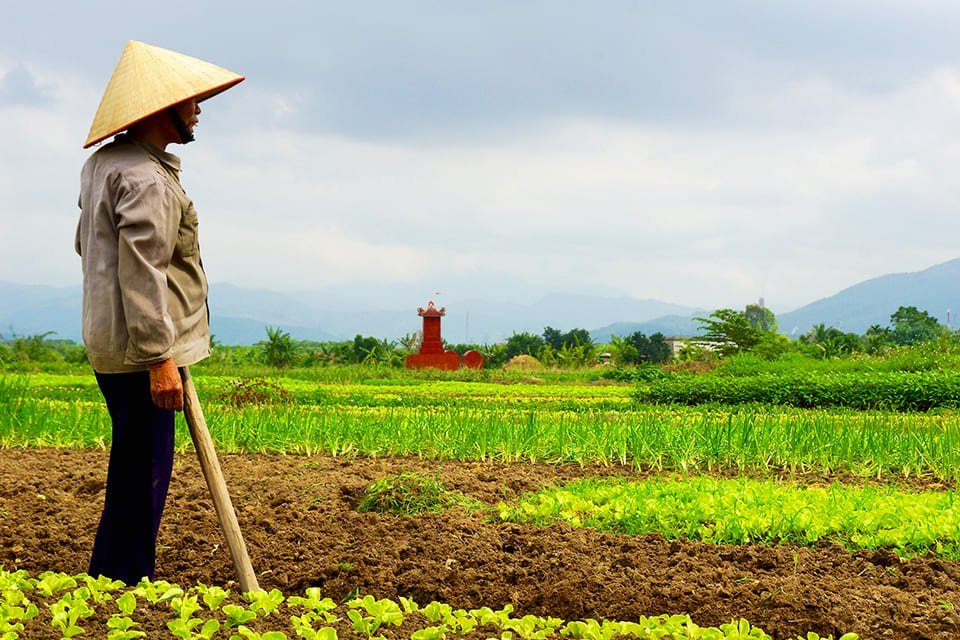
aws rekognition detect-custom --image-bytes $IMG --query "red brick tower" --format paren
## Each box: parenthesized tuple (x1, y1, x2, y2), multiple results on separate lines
(417, 301, 445, 355)
(405, 301, 484, 370)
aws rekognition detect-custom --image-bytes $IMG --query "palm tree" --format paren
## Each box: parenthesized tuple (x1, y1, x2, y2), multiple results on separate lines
(263, 326, 296, 367)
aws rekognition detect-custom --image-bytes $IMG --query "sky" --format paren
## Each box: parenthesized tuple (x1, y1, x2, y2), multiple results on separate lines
(3, 1, 960, 314)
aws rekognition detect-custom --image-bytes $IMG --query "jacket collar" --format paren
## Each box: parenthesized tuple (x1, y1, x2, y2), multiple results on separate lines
(117, 133, 182, 174)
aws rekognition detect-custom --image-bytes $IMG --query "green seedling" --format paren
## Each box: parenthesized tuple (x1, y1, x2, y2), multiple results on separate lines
(49, 592, 94, 638)
(411, 626, 446, 640)
(223, 604, 257, 628)
(35, 572, 78, 597)
(132, 579, 183, 604)
(469, 604, 514, 627)
(193, 583, 230, 610)
(0, 593, 38, 640)
(80, 574, 125, 604)
(115, 592, 137, 617)
(0, 569, 35, 593)
(289, 612, 339, 640)
(167, 593, 220, 640)
(398, 596, 419, 614)
(287, 588, 338, 622)
(561, 619, 620, 640)
(449, 609, 477, 634)
(346, 595, 404, 637)
(170, 595, 202, 621)
(502, 614, 562, 640)
(246, 589, 285, 617)
(421, 602, 452, 624)
(415, 601, 476, 634)
(717, 618, 771, 639)
(229, 625, 288, 640)
(345, 610, 378, 639)
(167, 616, 220, 640)
(0, 591, 39, 626)
(106, 613, 146, 639)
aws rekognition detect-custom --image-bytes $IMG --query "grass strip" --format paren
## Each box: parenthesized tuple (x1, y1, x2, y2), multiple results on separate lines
(22, 373, 634, 411)
(498, 476, 960, 557)
(6, 374, 960, 480)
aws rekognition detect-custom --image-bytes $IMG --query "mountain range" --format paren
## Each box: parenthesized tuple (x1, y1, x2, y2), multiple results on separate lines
(591, 258, 960, 340)
(3, 258, 960, 345)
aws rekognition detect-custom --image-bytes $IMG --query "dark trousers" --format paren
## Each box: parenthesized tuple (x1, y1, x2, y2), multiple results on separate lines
(89, 371, 175, 585)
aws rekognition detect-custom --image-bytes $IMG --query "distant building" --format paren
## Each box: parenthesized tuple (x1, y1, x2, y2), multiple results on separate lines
(663, 336, 725, 357)
(405, 301, 484, 370)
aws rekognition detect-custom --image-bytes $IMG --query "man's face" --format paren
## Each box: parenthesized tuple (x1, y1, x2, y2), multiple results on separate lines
(173, 98, 201, 135)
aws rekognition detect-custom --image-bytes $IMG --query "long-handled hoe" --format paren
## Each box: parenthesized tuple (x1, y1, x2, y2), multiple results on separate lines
(181, 367, 260, 593)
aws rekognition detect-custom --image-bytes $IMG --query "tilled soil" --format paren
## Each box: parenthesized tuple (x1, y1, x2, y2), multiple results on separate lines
(1, 448, 959, 639)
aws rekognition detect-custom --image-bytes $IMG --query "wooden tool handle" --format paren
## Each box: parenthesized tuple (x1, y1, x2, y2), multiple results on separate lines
(181, 367, 260, 593)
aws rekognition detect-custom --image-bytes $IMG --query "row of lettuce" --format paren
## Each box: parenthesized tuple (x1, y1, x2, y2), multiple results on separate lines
(358, 470, 960, 560)
(0, 570, 856, 640)
(497, 476, 960, 558)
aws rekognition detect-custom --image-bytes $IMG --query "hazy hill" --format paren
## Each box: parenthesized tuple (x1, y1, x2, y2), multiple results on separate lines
(0, 282, 699, 345)
(590, 315, 705, 341)
(4, 258, 959, 345)
(0, 282, 81, 340)
(776, 258, 960, 336)
(590, 258, 960, 340)
(212, 289, 700, 344)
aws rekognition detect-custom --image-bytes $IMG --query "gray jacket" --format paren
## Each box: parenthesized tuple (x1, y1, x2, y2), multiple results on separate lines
(76, 135, 210, 373)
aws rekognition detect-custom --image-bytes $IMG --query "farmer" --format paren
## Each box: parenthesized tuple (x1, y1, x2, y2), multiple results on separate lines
(75, 41, 243, 584)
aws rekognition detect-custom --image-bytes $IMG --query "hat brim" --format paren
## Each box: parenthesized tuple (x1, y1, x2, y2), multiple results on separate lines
(84, 41, 245, 148)
(83, 76, 244, 148)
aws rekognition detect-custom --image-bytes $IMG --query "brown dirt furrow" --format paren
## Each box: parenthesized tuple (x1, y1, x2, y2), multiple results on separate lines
(1, 449, 958, 639)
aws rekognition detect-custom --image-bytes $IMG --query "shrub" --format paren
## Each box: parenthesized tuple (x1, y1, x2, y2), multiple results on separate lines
(634, 370, 960, 411)
(356, 472, 478, 515)
(217, 378, 294, 407)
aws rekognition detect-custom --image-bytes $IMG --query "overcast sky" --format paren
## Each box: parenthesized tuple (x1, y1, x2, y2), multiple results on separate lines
(3, 1, 960, 313)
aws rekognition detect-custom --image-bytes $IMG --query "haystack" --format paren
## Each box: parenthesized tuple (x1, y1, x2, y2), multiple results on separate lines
(504, 354, 543, 371)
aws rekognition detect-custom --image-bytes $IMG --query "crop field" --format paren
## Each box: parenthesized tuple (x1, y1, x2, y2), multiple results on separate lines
(2, 368, 960, 639)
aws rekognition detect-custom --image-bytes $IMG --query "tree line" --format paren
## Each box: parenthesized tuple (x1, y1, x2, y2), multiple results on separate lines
(1, 304, 954, 369)
(693, 304, 950, 360)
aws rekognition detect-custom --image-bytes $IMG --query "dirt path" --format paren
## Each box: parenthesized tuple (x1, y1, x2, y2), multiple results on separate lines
(1, 449, 958, 639)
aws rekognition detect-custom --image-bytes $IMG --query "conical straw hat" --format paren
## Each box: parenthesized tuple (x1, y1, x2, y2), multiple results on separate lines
(84, 40, 244, 148)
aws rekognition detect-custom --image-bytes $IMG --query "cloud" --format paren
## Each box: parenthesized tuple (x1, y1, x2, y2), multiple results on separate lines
(182, 61, 960, 310)
(0, 64, 54, 107)
(4, 2, 960, 313)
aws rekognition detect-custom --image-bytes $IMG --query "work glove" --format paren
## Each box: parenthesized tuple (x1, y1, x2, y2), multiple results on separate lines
(149, 358, 184, 411)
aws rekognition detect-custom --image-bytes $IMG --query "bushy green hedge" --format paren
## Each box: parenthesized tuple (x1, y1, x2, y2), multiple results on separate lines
(634, 370, 960, 411)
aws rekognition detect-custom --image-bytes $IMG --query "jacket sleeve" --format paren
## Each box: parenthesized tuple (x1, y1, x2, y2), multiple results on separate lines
(114, 174, 180, 365)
